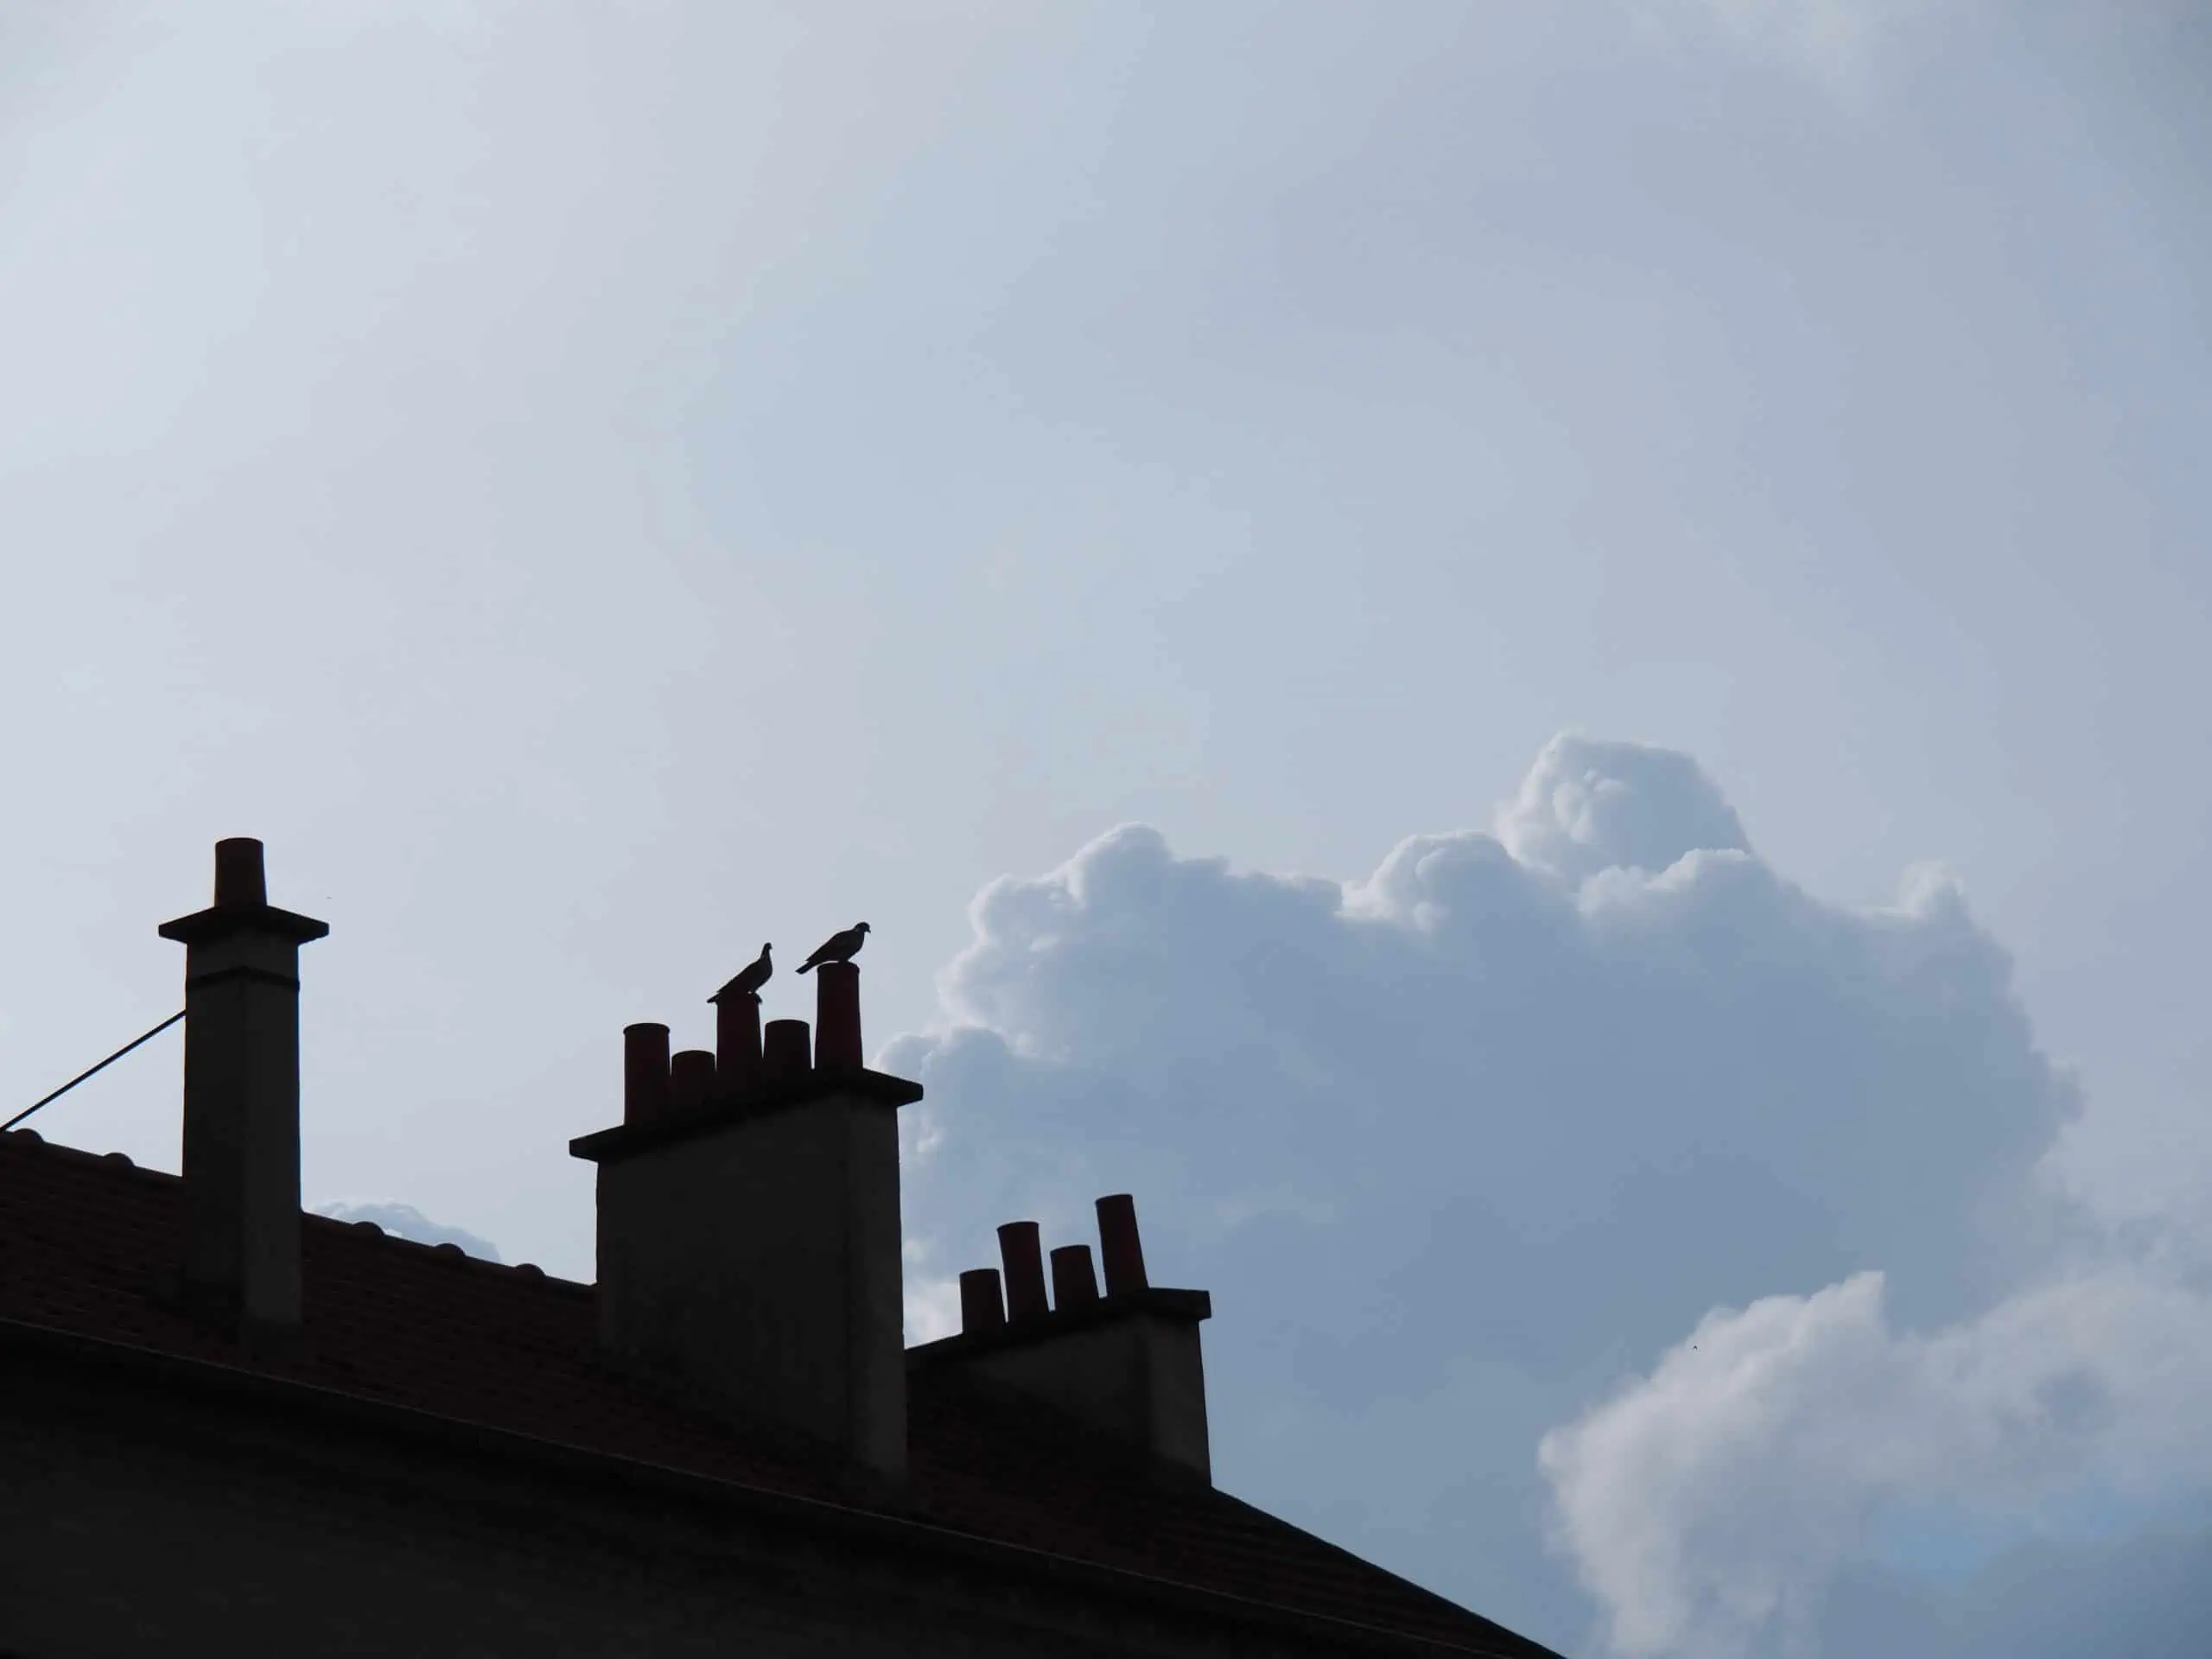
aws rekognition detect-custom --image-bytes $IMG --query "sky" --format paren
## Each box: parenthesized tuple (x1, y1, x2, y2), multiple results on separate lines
(1, 3, 2207, 1655)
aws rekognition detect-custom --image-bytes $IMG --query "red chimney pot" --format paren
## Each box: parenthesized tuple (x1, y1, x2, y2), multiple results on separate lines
(213, 837, 267, 907)
(623, 1023, 671, 1124)
(1096, 1193, 1148, 1295)
(669, 1048, 716, 1111)
(1050, 1243, 1101, 1311)
(715, 993, 762, 1096)
(959, 1267, 1007, 1335)
(761, 1019, 811, 1082)
(996, 1221, 1049, 1323)
(814, 960, 862, 1071)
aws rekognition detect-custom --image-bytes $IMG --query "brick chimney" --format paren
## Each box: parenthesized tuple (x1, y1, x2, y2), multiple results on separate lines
(571, 953, 921, 1489)
(908, 1194, 1214, 1484)
(156, 838, 329, 1332)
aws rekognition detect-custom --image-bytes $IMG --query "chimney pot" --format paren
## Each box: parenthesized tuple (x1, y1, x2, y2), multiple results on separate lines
(1050, 1243, 1101, 1311)
(996, 1220, 1049, 1324)
(814, 960, 863, 1071)
(761, 1019, 811, 1083)
(959, 1267, 1007, 1335)
(714, 992, 763, 1096)
(669, 1048, 716, 1111)
(622, 1024, 671, 1124)
(213, 837, 268, 907)
(1096, 1193, 1149, 1295)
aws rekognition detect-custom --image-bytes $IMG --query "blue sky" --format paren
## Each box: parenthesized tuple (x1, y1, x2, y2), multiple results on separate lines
(2, 4, 2208, 1655)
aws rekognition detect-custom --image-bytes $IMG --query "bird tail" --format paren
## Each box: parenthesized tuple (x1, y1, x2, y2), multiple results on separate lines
(796, 963, 816, 975)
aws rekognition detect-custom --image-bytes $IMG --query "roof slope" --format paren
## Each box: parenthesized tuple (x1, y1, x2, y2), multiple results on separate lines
(0, 1129, 1560, 1657)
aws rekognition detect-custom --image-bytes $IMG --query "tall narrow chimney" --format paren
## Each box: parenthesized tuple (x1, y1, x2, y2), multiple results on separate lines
(156, 838, 328, 1331)
(573, 965, 921, 1489)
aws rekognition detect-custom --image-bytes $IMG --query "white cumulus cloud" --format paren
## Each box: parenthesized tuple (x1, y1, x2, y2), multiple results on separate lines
(1540, 1267, 2212, 1657)
(882, 731, 2190, 1654)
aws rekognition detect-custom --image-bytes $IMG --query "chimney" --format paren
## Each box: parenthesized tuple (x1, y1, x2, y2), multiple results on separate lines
(571, 959, 922, 1489)
(156, 838, 329, 1332)
(912, 1194, 1213, 1484)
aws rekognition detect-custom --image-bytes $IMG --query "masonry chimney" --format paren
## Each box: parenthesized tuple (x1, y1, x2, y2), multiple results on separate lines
(572, 963, 921, 1489)
(909, 1194, 1213, 1484)
(156, 838, 328, 1332)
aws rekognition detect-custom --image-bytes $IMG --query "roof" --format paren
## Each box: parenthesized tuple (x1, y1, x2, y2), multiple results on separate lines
(0, 1128, 1560, 1657)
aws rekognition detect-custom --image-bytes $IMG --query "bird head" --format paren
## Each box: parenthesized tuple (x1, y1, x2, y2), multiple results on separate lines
(855, 922, 871, 934)
(761, 942, 772, 955)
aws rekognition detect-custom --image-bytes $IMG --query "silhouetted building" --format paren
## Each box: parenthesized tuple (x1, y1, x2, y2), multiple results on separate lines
(0, 840, 1562, 1657)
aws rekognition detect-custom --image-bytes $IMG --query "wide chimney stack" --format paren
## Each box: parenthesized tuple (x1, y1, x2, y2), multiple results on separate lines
(573, 955, 921, 1491)
(157, 838, 328, 1332)
(913, 1194, 1212, 1484)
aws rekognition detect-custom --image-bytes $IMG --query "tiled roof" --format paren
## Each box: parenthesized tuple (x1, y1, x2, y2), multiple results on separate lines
(0, 1128, 1559, 1657)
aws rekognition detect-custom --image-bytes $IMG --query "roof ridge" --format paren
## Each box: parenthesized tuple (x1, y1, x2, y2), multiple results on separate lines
(301, 1211, 589, 1294)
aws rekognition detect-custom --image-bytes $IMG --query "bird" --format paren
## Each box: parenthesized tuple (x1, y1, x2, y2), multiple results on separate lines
(796, 923, 870, 974)
(711, 943, 772, 1001)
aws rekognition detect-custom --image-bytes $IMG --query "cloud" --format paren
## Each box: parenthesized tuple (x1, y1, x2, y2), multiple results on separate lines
(882, 731, 2198, 1655)
(1493, 734, 1749, 885)
(1813, 1502, 2212, 1657)
(1633, 0, 1961, 78)
(313, 1199, 503, 1263)
(1539, 1268, 2212, 1657)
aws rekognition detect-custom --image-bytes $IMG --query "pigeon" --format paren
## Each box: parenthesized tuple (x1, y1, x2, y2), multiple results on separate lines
(795, 923, 870, 974)
(711, 943, 772, 1001)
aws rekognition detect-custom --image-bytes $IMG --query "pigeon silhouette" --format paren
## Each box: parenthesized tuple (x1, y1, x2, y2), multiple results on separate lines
(712, 943, 772, 1001)
(796, 923, 870, 974)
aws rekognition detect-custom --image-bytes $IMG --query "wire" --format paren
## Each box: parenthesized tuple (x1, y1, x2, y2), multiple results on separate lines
(3, 1010, 186, 1135)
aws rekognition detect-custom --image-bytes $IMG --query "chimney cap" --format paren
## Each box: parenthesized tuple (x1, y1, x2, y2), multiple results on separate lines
(158, 839, 328, 947)
(570, 1064, 922, 1163)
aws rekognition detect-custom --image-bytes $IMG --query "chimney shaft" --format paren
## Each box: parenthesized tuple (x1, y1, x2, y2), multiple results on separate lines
(157, 839, 328, 1332)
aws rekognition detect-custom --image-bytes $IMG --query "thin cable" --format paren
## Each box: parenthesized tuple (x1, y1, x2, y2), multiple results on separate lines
(3, 1010, 186, 1135)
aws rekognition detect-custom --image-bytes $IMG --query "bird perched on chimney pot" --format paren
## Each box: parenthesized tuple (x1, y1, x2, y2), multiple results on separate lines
(796, 923, 870, 974)
(713, 943, 772, 1001)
